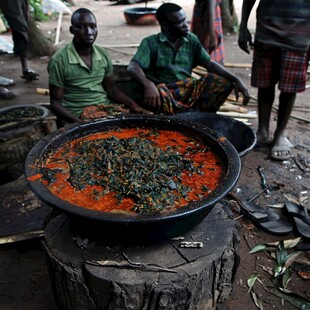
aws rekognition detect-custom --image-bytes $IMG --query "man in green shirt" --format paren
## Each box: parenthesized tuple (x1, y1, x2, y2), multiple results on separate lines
(48, 8, 151, 124)
(127, 3, 249, 114)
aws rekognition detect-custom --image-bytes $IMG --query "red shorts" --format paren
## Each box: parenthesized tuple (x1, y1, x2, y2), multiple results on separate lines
(251, 42, 309, 93)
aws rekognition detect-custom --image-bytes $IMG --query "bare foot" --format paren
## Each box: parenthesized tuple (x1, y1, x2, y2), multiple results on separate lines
(255, 130, 272, 147)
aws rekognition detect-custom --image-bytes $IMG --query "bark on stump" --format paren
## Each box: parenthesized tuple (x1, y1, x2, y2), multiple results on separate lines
(43, 202, 240, 310)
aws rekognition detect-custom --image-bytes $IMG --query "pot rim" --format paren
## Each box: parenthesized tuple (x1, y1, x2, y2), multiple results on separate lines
(124, 7, 157, 14)
(25, 114, 241, 224)
(169, 112, 257, 157)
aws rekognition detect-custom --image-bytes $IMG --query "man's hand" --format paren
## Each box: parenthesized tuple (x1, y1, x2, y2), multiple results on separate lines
(233, 78, 250, 106)
(238, 26, 253, 54)
(143, 80, 161, 109)
(207, 32, 217, 55)
(128, 102, 153, 115)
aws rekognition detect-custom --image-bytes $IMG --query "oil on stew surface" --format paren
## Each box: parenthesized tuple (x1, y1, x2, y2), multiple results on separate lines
(40, 128, 225, 214)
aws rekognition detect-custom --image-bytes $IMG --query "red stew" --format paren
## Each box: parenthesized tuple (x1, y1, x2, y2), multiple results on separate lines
(40, 128, 224, 213)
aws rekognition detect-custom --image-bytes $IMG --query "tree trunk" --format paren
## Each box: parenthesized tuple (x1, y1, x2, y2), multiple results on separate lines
(43, 203, 240, 310)
(28, 15, 57, 57)
(220, 0, 239, 33)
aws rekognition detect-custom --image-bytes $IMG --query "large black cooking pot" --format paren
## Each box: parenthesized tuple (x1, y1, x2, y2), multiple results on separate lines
(25, 115, 241, 243)
(123, 7, 157, 25)
(170, 112, 256, 158)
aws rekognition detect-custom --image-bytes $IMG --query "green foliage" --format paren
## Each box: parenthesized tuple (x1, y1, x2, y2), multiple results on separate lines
(247, 238, 309, 309)
(29, 0, 50, 21)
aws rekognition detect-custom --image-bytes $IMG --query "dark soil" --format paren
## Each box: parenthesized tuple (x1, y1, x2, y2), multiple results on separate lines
(0, 0, 309, 309)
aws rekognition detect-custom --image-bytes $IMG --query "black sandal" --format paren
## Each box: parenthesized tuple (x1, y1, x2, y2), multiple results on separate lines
(0, 88, 16, 100)
(229, 192, 293, 235)
(286, 200, 310, 240)
(21, 69, 39, 81)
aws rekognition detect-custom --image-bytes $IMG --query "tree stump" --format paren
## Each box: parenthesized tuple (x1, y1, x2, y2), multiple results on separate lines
(43, 202, 239, 310)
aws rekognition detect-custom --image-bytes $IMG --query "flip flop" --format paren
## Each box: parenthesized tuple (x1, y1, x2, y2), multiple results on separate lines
(21, 69, 39, 81)
(0, 76, 15, 86)
(0, 88, 16, 100)
(271, 137, 293, 161)
(286, 201, 310, 240)
(229, 192, 293, 235)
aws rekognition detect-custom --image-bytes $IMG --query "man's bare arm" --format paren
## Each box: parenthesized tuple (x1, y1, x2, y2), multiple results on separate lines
(203, 59, 250, 105)
(238, 0, 257, 53)
(103, 75, 153, 114)
(49, 84, 80, 123)
(127, 61, 161, 109)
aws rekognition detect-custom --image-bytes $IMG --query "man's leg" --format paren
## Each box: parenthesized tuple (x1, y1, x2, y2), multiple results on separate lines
(269, 47, 308, 159)
(271, 92, 296, 159)
(198, 73, 233, 112)
(2, 0, 38, 80)
(256, 86, 275, 146)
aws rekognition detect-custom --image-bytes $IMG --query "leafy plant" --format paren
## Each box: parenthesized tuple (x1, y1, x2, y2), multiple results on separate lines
(29, 0, 50, 21)
(246, 238, 310, 309)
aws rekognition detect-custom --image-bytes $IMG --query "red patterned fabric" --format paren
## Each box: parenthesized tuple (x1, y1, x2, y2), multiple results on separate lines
(157, 73, 232, 114)
(251, 42, 309, 93)
(80, 104, 130, 120)
(191, 0, 224, 64)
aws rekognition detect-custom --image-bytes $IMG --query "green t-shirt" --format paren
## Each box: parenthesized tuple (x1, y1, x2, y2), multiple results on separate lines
(131, 32, 211, 84)
(48, 42, 113, 117)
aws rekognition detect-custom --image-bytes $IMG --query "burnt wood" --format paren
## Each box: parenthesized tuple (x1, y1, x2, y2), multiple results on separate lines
(43, 202, 239, 310)
(0, 177, 51, 238)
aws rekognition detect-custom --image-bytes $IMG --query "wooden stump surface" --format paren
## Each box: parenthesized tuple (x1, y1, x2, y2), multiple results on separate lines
(0, 177, 51, 239)
(43, 202, 240, 310)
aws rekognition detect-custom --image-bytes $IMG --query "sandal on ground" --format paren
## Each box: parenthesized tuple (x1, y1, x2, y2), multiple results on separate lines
(271, 137, 293, 161)
(0, 88, 16, 100)
(21, 69, 39, 81)
(286, 201, 310, 240)
(229, 192, 293, 235)
(0, 76, 15, 86)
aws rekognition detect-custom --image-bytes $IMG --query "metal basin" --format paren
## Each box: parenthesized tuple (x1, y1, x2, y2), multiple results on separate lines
(170, 112, 256, 158)
(123, 7, 157, 25)
(25, 115, 241, 243)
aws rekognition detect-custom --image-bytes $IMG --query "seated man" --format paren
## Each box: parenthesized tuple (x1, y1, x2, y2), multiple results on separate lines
(127, 3, 250, 114)
(48, 8, 151, 124)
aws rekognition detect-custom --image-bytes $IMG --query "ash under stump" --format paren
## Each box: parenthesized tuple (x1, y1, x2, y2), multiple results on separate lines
(43, 202, 239, 310)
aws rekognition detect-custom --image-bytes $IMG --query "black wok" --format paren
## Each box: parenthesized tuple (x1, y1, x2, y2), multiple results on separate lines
(25, 115, 241, 243)
(170, 112, 256, 158)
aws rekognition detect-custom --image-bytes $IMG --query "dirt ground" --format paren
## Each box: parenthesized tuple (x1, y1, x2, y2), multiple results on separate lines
(0, 0, 309, 309)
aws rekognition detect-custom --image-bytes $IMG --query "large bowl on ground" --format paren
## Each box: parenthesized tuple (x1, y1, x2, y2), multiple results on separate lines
(0, 104, 49, 131)
(0, 104, 49, 180)
(25, 115, 241, 243)
(170, 112, 256, 158)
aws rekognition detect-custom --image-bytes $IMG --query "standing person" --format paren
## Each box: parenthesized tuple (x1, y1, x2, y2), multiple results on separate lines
(48, 8, 151, 124)
(0, 0, 39, 81)
(238, 0, 310, 160)
(127, 3, 249, 115)
(191, 0, 224, 64)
